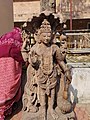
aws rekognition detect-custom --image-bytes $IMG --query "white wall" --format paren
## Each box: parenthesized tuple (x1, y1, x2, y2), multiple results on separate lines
(69, 63, 90, 103)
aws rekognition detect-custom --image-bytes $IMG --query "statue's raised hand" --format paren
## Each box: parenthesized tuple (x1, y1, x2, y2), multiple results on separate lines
(30, 51, 38, 66)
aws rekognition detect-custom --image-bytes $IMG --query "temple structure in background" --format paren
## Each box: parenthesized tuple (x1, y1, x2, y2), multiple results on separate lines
(13, 0, 90, 30)
(56, 0, 90, 30)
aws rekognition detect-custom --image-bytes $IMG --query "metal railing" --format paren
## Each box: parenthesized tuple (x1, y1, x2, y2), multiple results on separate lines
(66, 33, 90, 50)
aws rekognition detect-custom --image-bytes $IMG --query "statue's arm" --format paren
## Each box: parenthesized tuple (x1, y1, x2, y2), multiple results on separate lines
(30, 50, 38, 65)
(29, 46, 40, 69)
(55, 48, 67, 71)
(55, 47, 72, 100)
(21, 40, 29, 63)
(55, 48, 72, 83)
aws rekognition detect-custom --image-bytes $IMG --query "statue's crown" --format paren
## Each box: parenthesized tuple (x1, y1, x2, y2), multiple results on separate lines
(40, 19, 51, 33)
(42, 19, 50, 25)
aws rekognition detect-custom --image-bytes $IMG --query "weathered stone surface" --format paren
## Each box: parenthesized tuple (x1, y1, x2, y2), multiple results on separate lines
(22, 107, 75, 120)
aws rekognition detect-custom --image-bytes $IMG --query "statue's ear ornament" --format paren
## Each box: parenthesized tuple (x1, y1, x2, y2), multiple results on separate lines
(30, 33, 36, 45)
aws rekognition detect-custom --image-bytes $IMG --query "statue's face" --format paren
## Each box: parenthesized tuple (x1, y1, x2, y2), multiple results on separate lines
(41, 24, 51, 45)
(61, 40, 67, 49)
(42, 31, 51, 44)
(39, 19, 52, 45)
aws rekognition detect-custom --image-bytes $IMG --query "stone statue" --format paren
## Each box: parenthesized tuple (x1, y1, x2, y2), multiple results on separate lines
(21, 19, 75, 120)
(55, 33, 72, 114)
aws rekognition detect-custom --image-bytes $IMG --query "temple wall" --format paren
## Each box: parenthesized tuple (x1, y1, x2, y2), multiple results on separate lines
(56, 0, 90, 19)
(13, 1, 40, 22)
(13, 0, 90, 22)
(0, 0, 14, 36)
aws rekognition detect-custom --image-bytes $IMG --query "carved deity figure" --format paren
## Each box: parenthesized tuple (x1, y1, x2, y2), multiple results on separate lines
(22, 19, 72, 120)
(55, 33, 72, 114)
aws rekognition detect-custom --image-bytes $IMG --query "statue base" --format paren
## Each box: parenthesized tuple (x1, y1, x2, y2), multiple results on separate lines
(22, 107, 75, 120)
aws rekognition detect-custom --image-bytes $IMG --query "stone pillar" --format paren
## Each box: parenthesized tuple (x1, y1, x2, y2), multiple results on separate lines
(0, 0, 14, 36)
(40, 0, 56, 12)
(56, 0, 60, 12)
(40, 0, 49, 11)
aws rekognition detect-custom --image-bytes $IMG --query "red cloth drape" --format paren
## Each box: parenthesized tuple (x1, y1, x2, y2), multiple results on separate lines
(0, 27, 23, 119)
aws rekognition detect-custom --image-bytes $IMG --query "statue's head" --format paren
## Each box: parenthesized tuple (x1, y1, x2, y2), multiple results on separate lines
(40, 19, 52, 45)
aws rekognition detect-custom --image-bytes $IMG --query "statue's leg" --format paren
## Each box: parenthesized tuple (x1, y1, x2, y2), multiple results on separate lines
(39, 88, 47, 120)
(49, 88, 58, 120)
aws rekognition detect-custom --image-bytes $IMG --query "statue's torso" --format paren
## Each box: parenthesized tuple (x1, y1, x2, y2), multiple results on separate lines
(30, 43, 58, 91)
(31, 43, 58, 75)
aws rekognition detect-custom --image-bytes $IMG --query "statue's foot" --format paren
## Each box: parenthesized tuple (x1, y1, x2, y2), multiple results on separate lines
(50, 109, 58, 120)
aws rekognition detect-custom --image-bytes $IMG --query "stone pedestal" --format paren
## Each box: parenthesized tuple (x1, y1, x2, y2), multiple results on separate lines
(0, 0, 13, 36)
(22, 108, 75, 120)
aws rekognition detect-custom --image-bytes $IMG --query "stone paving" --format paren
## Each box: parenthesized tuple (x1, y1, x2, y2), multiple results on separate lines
(74, 103, 90, 120)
